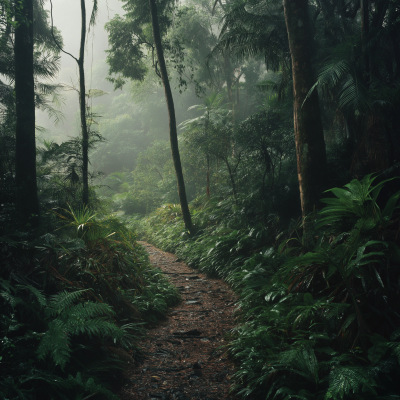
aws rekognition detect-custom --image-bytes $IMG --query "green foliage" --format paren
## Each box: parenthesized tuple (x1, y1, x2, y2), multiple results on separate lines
(36, 122, 105, 212)
(133, 265, 181, 323)
(54, 204, 115, 242)
(37, 290, 125, 369)
(212, 0, 289, 72)
(39, 206, 180, 324)
(0, 204, 180, 399)
(0, 277, 123, 400)
(318, 174, 400, 231)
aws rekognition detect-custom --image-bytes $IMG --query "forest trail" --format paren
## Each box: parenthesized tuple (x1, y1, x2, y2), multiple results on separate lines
(119, 241, 239, 400)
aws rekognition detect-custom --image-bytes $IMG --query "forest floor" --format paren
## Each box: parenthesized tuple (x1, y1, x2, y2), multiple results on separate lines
(118, 241, 239, 400)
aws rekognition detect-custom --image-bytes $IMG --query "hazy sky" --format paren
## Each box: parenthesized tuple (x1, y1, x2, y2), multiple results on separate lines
(45, 0, 123, 79)
(38, 0, 190, 140)
(37, 0, 124, 139)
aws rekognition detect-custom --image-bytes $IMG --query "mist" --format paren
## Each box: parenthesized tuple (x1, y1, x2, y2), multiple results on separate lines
(36, 0, 124, 142)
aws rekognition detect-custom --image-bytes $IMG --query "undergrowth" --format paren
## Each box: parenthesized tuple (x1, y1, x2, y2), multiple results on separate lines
(131, 174, 400, 399)
(0, 207, 179, 399)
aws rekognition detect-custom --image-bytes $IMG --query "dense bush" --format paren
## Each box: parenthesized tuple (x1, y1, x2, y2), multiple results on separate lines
(0, 206, 180, 399)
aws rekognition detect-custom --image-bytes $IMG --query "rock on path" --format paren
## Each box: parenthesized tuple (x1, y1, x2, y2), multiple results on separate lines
(119, 241, 239, 400)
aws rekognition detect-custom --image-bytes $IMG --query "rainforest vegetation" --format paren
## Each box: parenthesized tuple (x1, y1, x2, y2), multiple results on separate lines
(2, 0, 400, 399)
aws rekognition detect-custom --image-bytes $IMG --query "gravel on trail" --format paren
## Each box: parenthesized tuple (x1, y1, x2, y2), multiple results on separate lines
(119, 241, 239, 400)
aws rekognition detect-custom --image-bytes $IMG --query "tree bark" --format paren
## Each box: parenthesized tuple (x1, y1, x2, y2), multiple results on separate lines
(149, 0, 193, 232)
(15, 0, 40, 227)
(79, 0, 89, 205)
(283, 0, 327, 219)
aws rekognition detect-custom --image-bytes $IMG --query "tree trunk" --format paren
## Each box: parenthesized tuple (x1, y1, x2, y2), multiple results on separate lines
(360, 0, 369, 82)
(206, 155, 210, 198)
(149, 0, 193, 232)
(236, 84, 240, 119)
(224, 159, 237, 199)
(223, 54, 234, 120)
(283, 0, 327, 220)
(205, 114, 210, 198)
(15, 0, 40, 227)
(79, 0, 89, 205)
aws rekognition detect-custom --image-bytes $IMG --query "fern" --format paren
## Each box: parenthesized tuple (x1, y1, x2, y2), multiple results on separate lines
(326, 366, 378, 399)
(47, 289, 91, 316)
(279, 343, 319, 383)
(58, 372, 119, 400)
(38, 294, 126, 368)
(37, 319, 72, 368)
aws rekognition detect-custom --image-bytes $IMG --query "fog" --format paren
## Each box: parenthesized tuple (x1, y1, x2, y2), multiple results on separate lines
(36, 0, 124, 141)
(34, 0, 270, 209)
(36, 0, 195, 148)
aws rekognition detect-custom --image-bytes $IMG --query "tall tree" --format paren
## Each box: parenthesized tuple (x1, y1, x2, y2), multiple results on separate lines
(148, 0, 192, 232)
(283, 0, 327, 220)
(15, 0, 40, 227)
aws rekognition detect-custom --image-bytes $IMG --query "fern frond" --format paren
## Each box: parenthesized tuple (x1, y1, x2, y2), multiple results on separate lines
(37, 319, 71, 368)
(279, 343, 318, 382)
(47, 289, 90, 316)
(16, 284, 47, 307)
(58, 372, 119, 400)
(65, 301, 115, 321)
(69, 318, 124, 340)
(326, 366, 377, 399)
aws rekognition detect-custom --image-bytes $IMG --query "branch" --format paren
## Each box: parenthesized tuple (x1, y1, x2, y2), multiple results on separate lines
(212, 0, 224, 15)
(49, 0, 78, 63)
(233, 151, 242, 173)
(133, 33, 154, 48)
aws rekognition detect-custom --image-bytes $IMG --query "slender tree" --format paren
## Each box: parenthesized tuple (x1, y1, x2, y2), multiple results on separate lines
(283, 0, 327, 220)
(15, 0, 40, 227)
(50, 0, 90, 205)
(149, 0, 193, 232)
(78, 0, 89, 205)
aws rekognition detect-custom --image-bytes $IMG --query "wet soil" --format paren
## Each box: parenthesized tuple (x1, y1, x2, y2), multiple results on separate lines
(119, 241, 239, 400)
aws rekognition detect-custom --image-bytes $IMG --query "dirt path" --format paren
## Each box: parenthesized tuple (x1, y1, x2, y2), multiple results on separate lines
(119, 241, 239, 400)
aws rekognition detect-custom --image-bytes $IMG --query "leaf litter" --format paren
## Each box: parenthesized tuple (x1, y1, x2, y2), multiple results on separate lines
(119, 241, 239, 400)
